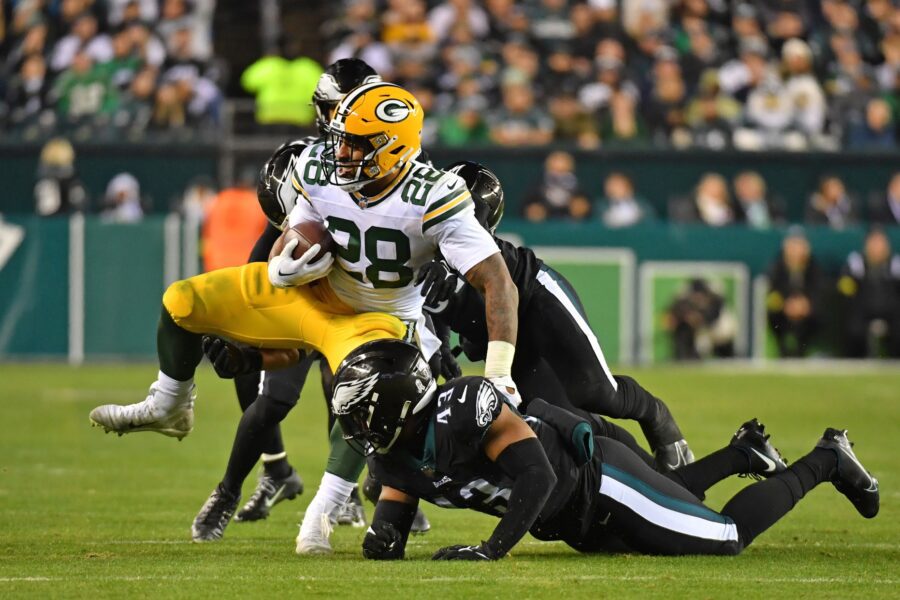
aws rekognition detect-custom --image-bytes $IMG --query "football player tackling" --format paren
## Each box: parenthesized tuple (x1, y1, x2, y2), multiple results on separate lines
(89, 82, 521, 554)
(332, 339, 880, 561)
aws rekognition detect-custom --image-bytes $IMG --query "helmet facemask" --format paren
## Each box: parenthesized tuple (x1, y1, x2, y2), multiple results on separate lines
(323, 125, 411, 193)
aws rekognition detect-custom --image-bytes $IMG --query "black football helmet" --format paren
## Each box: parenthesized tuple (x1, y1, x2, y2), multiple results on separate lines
(313, 58, 382, 135)
(331, 339, 437, 455)
(445, 161, 505, 233)
(256, 138, 311, 230)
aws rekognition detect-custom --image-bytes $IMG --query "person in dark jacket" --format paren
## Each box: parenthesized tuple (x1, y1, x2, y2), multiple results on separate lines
(867, 172, 900, 226)
(837, 228, 900, 357)
(766, 230, 823, 357)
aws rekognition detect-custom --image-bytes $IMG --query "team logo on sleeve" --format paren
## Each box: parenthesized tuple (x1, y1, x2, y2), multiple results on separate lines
(375, 99, 411, 123)
(475, 381, 499, 427)
(332, 373, 380, 415)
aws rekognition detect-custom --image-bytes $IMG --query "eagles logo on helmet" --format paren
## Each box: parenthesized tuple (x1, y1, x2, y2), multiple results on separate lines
(332, 339, 436, 454)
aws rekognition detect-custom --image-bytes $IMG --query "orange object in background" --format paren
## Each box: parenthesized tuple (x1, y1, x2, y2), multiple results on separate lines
(202, 186, 268, 272)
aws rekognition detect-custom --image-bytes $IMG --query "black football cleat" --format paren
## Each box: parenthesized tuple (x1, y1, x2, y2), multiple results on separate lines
(655, 439, 695, 472)
(234, 469, 303, 522)
(730, 418, 788, 479)
(192, 485, 240, 542)
(816, 428, 879, 519)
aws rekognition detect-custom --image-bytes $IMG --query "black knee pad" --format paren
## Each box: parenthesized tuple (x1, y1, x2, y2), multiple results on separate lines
(362, 472, 382, 505)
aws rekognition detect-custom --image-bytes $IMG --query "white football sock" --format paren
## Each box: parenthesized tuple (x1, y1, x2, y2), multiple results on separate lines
(318, 472, 356, 506)
(300, 472, 355, 537)
(154, 371, 193, 410)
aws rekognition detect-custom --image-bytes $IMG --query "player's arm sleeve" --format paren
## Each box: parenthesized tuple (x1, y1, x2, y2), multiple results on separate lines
(485, 436, 556, 558)
(422, 180, 499, 276)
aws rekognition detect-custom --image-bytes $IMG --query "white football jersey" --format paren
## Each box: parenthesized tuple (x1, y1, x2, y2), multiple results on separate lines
(287, 142, 499, 322)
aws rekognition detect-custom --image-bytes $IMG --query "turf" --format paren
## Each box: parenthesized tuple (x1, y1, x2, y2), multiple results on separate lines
(0, 362, 897, 599)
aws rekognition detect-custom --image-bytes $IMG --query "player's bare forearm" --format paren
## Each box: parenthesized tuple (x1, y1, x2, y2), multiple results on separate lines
(465, 253, 518, 345)
(259, 348, 303, 370)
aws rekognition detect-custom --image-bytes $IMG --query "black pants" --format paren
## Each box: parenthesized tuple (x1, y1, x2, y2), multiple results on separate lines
(583, 437, 836, 555)
(513, 267, 683, 449)
(769, 312, 819, 358)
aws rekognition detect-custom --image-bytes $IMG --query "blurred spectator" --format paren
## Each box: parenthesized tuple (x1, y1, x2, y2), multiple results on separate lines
(112, 67, 156, 135)
(522, 151, 590, 222)
(178, 175, 217, 222)
(549, 92, 599, 149)
(329, 25, 393, 78)
(529, 0, 577, 53)
(805, 176, 860, 229)
(732, 171, 785, 228)
(643, 48, 689, 146)
(670, 173, 734, 226)
(489, 82, 554, 146)
(382, 0, 435, 60)
(438, 95, 491, 146)
(33, 138, 88, 216)
(846, 97, 897, 149)
(100, 172, 144, 223)
(867, 173, 900, 226)
(50, 12, 113, 73)
(876, 34, 900, 92)
(202, 170, 268, 272)
(241, 52, 321, 126)
(429, 0, 489, 43)
(757, 0, 811, 47)
(782, 39, 827, 139)
(664, 278, 737, 360)
(596, 172, 655, 228)
(718, 36, 771, 102)
(598, 89, 647, 147)
(5, 54, 50, 130)
(126, 22, 166, 69)
(837, 228, 900, 357)
(685, 70, 741, 149)
(766, 230, 823, 357)
(50, 51, 119, 131)
(106, 0, 158, 26)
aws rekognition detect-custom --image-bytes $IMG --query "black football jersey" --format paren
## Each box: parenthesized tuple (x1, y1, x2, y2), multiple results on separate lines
(368, 377, 601, 541)
(425, 237, 544, 354)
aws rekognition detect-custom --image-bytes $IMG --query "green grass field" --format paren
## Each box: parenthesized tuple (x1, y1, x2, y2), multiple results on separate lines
(1, 362, 898, 599)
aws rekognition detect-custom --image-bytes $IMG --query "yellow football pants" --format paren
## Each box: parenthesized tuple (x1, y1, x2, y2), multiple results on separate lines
(161, 263, 406, 371)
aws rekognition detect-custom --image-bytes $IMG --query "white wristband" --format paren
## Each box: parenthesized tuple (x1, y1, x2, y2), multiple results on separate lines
(484, 340, 515, 379)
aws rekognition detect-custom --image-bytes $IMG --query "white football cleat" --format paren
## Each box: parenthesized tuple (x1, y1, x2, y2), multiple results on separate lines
(89, 382, 195, 440)
(296, 509, 334, 555)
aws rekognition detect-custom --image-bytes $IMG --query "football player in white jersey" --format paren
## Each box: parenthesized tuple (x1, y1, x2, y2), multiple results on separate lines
(268, 81, 521, 553)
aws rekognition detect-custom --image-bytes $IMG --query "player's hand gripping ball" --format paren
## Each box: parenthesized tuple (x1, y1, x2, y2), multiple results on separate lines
(268, 221, 335, 287)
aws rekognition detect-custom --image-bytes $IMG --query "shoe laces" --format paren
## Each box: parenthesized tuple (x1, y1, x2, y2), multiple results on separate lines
(198, 489, 235, 528)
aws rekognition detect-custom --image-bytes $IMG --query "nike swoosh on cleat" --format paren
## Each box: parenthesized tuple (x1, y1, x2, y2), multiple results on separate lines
(751, 447, 778, 473)
(264, 485, 286, 510)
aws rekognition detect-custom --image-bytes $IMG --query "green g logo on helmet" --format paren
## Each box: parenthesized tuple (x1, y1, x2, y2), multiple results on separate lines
(375, 99, 411, 123)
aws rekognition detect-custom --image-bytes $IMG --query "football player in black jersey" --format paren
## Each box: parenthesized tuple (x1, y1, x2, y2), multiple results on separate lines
(191, 58, 432, 541)
(415, 161, 692, 471)
(331, 339, 879, 560)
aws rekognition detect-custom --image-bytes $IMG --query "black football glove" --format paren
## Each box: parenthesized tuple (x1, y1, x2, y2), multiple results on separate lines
(431, 542, 498, 561)
(437, 340, 462, 381)
(415, 260, 460, 309)
(362, 521, 405, 560)
(201, 336, 263, 379)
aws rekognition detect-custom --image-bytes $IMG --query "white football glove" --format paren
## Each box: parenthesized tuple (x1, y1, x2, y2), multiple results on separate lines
(487, 375, 522, 409)
(268, 239, 334, 288)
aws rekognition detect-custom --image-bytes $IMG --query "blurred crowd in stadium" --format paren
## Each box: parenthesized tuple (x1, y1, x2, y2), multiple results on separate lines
(1, 0, 220, 140)
(5, 0, 900, 148)
(319, 0, 900, 151)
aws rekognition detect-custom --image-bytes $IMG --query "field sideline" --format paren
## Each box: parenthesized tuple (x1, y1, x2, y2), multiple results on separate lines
(0, 363, 897, 598)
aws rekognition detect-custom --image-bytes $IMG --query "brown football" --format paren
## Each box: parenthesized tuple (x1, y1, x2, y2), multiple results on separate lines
(269, 221, 335, 262)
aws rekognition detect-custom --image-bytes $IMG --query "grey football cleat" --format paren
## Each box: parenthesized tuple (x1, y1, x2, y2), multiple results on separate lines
(410, 507, 431, 535)
(816, 428, 879, 519)
(234, 469, 304, 522)
(334, 487, 366, 528)
(730, 418, 788, 479)
(89, 382, 195, 440)
(655, 439, 695, 472)
(192, 485, 240, 542)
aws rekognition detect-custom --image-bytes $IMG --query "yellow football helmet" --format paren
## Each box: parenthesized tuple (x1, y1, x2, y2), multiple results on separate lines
(324, 82, 423, 192)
